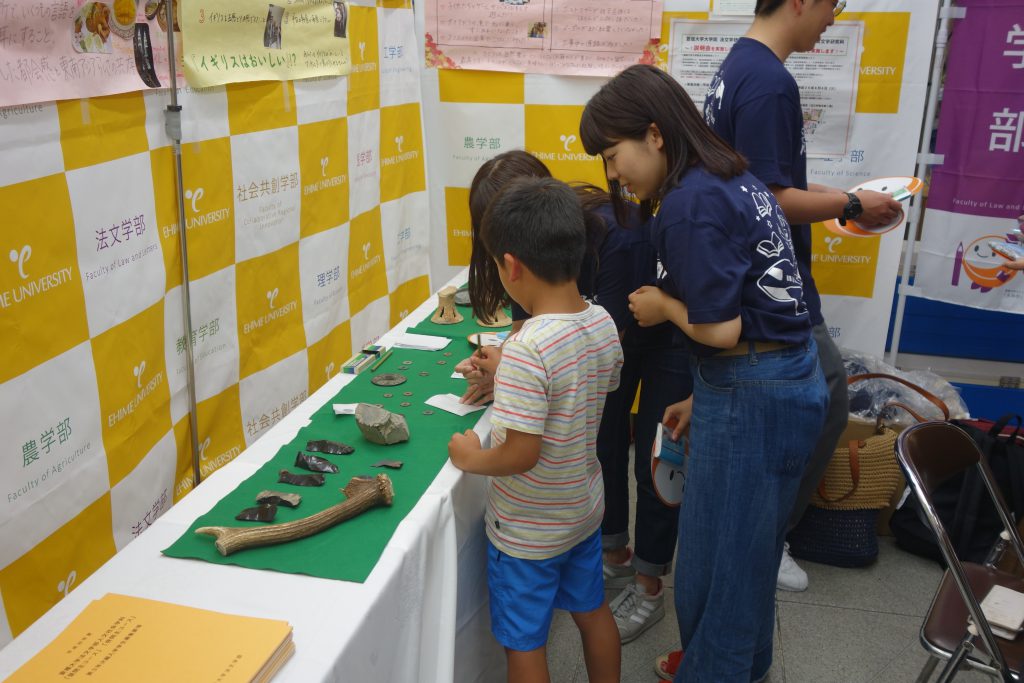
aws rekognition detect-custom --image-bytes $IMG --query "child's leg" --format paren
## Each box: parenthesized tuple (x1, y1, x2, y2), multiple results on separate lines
(506, 646, 550, 683)
(571, 602, 621, 683)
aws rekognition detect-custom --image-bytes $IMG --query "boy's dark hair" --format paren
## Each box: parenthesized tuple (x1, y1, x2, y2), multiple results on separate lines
(467, 151, 551, 321)
(480, 177, 585, 285)
(579, 64, 747, 222)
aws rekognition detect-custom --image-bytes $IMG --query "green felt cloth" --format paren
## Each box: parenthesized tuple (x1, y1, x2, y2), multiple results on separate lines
(162, 348, 484, 582)
(404, 298, 511, 341)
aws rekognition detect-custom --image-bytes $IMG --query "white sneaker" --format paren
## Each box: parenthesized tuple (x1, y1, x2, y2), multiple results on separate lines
(777, 543, 808, 592)
(610, 582, 664, 644)
(602, 548, 637, 590)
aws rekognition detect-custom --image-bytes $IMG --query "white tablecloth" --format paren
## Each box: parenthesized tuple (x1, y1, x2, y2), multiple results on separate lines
(0, 272, 507, 683)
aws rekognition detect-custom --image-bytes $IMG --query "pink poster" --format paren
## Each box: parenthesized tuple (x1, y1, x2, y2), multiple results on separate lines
(0, 0, 183, 108)
(424, 0, 663, 76)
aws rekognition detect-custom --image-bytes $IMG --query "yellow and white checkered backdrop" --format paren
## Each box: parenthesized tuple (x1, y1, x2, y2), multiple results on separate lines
(0, 0, 426, 644)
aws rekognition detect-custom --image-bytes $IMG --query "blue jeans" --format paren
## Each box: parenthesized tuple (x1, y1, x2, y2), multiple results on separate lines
(674, 340, 827, 682)
(599, 341, 692, 575)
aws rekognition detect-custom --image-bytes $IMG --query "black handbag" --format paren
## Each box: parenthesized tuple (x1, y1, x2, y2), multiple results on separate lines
(890, 414, 1024, 565)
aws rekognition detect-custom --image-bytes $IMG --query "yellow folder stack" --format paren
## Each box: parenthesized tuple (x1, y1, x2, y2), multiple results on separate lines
(7, 593, 294, 683)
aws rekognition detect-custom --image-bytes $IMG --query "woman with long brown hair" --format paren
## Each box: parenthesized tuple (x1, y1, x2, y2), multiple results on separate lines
(581, 64, 827, 681)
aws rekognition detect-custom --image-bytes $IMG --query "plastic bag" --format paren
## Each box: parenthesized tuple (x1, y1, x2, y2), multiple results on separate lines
(843, 352, 970, 430)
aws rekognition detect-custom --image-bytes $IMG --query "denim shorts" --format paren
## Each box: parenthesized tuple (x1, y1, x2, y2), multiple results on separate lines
(487, 530, 604, 652)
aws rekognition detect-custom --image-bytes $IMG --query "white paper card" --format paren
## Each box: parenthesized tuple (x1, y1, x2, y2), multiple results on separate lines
(393, 333, 452, 351)
(425, 393, 488, 416)
(333, 403, 359, 415)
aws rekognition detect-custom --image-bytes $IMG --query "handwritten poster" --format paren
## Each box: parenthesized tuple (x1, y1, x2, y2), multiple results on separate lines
(181, 0, 351, 88)
(423, 0, 663, 76)
(669, 18, 861, 157)
(0, 0, 183, 108)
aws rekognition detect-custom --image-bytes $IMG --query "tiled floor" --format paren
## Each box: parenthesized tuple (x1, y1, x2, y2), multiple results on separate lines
(548, 533, 996, 682)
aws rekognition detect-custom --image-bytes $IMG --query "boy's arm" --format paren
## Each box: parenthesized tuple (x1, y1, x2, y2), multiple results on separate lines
(448, 428, 542, 476)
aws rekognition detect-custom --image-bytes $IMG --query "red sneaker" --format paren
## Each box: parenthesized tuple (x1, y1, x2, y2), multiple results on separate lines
(654, 647, 683, 680)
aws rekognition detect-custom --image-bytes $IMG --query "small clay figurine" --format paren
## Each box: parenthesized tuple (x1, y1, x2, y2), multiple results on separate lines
(476, 306, 512, 328)
(431, 286, 464, 324)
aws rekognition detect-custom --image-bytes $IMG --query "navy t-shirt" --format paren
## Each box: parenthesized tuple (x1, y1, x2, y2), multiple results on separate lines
(703, 37, 824, 326)
(512, 205, 674, 345)
(653, 166, 811, 357)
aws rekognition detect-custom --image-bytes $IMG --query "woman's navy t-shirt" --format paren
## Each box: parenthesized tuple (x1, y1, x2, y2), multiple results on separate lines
(511, 205, 672, 344)
(653, 165, 812, 356)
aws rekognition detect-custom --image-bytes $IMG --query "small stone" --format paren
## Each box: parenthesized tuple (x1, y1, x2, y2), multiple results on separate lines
(383, 393, 393, 398)
(403, 391, 413, 396)
(400, 401, 411, 407)
(436, 360, 447, 365)
(419, 371, 429, 377)
(423, 410, 434, 415)
(402, 360, 413, 365)
(355, 403, 411, 445)
(235, 504, 277, 522)
(256, 490, 302, 507)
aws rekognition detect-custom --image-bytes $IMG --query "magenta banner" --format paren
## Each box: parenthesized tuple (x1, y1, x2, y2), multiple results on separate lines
(928, 0, 1024, 219)
(916, 0, 1024, 311)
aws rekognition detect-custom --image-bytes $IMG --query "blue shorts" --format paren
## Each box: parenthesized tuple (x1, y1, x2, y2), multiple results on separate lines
(487, 530, 605, 652)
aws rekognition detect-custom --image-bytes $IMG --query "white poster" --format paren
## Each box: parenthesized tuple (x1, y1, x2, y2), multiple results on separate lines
(669, 18, 861, 158)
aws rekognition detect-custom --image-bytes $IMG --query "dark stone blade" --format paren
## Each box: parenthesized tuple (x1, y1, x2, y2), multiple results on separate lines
(306, 439, 355, 455)
(255, 490, 302, 508)
(295, 452, 339, 473)
(235, 504, 277, 522)
(278, 469, 325, 486)
(371, 460, 404, 469)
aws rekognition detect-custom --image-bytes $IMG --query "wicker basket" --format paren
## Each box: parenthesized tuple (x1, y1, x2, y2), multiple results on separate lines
(788, 506, 880, 568)
(810, 426, 901, 511)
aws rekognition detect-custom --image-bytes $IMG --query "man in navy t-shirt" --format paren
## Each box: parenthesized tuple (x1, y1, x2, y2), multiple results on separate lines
(703, 0, 903, 592)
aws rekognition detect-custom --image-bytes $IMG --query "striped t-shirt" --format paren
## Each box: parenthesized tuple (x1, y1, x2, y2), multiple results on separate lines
(486, 303, 623, 560)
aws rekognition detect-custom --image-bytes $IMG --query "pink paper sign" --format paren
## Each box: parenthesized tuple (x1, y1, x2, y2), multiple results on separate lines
(424, 0, 663, 76)
(0, 0, 183, 108)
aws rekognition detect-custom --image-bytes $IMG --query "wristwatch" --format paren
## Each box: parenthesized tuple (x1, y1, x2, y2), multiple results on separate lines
(838, 192, 863, 226)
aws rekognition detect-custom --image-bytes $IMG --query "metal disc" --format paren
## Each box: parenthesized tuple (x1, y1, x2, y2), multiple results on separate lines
(371, 373, 408, 387)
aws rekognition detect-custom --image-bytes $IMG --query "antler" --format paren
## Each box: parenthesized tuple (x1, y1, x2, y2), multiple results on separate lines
(196, 474, 394, 556)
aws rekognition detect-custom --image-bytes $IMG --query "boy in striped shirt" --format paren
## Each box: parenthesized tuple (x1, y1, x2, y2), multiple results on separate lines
(448, 177, 624, 683)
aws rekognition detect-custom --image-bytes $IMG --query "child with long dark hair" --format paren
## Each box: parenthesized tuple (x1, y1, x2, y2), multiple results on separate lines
(581, 64, 827, 681)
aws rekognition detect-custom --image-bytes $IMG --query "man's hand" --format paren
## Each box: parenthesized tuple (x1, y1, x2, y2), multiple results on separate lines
(628, 286, 671, 327)
(448, 429, 482, 470)
(855, 190, 903, 228)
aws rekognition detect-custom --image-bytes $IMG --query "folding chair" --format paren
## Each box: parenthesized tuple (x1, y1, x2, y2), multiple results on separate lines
(897, 421, 1024, 682)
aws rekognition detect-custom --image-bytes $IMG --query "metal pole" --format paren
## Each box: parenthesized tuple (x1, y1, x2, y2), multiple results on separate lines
(887, 0, 956, 367)
(162, 2, 203, 490)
